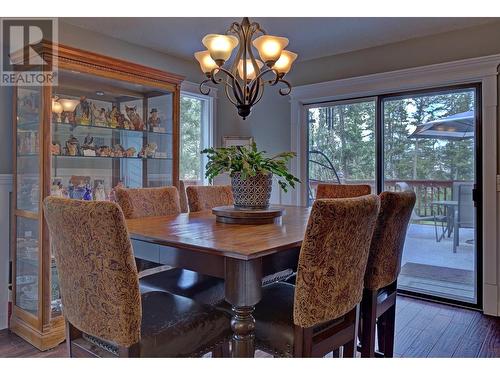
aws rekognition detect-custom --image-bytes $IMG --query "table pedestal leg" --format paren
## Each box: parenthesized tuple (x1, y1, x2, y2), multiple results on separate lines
(224, 257, 262, 358)
(231, 306, 255, 357)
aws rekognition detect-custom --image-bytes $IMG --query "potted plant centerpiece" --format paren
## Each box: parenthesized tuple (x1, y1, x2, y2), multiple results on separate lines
(202, 142, 300, 209)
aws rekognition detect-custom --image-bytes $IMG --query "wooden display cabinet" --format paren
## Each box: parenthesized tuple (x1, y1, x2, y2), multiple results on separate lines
(11, 42, 184, 350)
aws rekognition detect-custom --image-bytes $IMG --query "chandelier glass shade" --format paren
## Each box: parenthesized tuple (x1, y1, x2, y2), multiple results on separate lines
(195, 17, 297, 119)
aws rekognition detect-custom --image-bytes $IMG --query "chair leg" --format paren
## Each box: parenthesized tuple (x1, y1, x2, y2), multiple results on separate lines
(343, 339, 356, 358)
(65, 320, 81, 358)
(212, 342, 230, 357)
(360, 289, 377, 358)
(118, 343, 140, 357)
(434, 218, 440, 242)
(382, 304, 396, 358)
(376, 314, 386, 354)
(294, 326, 313, 357)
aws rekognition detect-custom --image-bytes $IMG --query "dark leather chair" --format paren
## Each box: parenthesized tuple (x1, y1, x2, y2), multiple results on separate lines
(43, 197, 231, 357)
(316, 183, 371, 199)
(360, 191, 416, 358)
(253, 195, 380, 357)
(114, 186, 227, 307)
(186, 185, 234, 212)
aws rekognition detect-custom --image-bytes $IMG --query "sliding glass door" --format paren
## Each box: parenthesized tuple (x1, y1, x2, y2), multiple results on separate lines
(306, 85, 481, 307)
(381, 87, 479, 305)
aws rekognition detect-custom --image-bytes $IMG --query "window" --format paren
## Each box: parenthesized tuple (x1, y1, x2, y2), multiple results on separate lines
(180, 92, 213, 183)
(307, 99, 376, 203)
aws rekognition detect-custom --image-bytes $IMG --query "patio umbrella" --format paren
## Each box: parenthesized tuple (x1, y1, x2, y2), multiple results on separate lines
(408, 110, 475, 140)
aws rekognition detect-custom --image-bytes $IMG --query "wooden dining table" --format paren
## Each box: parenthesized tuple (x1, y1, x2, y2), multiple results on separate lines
(126, 205, 311, 358)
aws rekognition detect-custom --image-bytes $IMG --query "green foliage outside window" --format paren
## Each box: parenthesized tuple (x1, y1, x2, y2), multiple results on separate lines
(180, 95, 203, 181)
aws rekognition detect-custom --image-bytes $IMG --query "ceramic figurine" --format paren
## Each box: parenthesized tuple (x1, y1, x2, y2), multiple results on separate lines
(138, 143, 157, 158)
(107, 105, 120, 128)
(50, 181, 64, 197)
(125, 105, 144, 131)
(97, 145, 111, 157)
(122, 118, 132, 130)
(75, 96, 91, 125)
(30, 182, 39, 206)
(65, 136, 80, 156)
(81, 135, 96, 157)
(109, 181, 125, 202)
(92, 104, 107, 126)
(94, 181, 107, 201)
(112, 144, 125, 157)
(61, 110, 75, 124)
(83, 184, 93, 201)
(148, 108, 162, 131)
(125, 147, 136, 157)
(50, 142, 61, 156)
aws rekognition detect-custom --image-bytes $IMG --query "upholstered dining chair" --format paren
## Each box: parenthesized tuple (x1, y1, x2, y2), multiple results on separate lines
(114, 187, 226, 307)
(179, 180, 189, 213)
(316, 183, 371, 199)
(186, 185, 234, 212)
(360, 191, 416, 358)
(179, 180, 205, 213)
(114, 186, 181, 218)
(253, 195, 380, 357)
(43, 197, 231, 357)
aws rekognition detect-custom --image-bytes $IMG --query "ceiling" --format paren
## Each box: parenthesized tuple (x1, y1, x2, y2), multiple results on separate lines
(61, 17, 498, 63)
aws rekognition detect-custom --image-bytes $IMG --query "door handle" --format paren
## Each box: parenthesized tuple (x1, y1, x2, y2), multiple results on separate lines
(472, 184, 478, 207)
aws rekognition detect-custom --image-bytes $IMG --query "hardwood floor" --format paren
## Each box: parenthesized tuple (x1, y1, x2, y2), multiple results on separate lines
(0, 296, 498, 358)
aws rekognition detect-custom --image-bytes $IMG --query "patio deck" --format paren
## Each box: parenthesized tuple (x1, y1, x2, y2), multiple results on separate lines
(399, 223, 475, 303)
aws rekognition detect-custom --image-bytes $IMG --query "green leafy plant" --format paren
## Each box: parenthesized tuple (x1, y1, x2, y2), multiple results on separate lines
(201, 142, 301, 192)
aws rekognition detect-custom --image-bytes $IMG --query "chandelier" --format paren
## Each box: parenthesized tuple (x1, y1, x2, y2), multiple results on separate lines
(195, 17, 297, 119)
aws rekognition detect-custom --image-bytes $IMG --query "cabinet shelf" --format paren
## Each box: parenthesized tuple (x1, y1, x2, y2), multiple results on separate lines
(52, 155, 172, 161)
(52, 121, 172, 136)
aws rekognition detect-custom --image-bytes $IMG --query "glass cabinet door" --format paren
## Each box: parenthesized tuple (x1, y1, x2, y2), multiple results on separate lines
(50, 70, 174, 200)
(15, 217, 39, 316)
(16, 87, 41, 212)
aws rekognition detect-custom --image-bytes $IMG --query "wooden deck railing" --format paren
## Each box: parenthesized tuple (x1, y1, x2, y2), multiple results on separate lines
(309, 179, 472, 217)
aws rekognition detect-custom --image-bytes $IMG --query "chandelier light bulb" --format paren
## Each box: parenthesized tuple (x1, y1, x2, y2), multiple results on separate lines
(51, 99, 63, 114)
(194, 50, 218, 75)
(252, 35, 289, 66)
(58, 98, 79, 112)
(202, 34, 239, 65)
(237, 59, 264, 80)
(273, 50, 298, 75)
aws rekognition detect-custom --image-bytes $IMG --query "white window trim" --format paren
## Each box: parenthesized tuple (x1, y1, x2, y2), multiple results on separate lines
(180, 81, 217, 183)
(289, 54, 500, 317)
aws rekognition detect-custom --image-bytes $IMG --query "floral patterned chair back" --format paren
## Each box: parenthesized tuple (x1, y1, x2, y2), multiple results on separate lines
(316, 183, 371, 199)
(186, 185, 234, 212)
(293, 195, 380, 328)
(43, 197, 141, 347)
(114, 186, 181, 219)
(364, 191, 416, 291)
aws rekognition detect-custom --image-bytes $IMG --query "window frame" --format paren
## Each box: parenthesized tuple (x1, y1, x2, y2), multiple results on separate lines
(180, 81, 217, 184)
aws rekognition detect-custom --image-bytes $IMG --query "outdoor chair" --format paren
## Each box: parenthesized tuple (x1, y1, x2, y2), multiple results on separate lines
(395, 182, 448, 242)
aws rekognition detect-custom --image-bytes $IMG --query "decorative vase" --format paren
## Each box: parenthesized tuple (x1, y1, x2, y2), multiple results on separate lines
(231, 172, 273, 209)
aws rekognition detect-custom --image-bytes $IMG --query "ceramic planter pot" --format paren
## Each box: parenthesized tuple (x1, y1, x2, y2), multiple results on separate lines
(231, 172, 273, 209)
